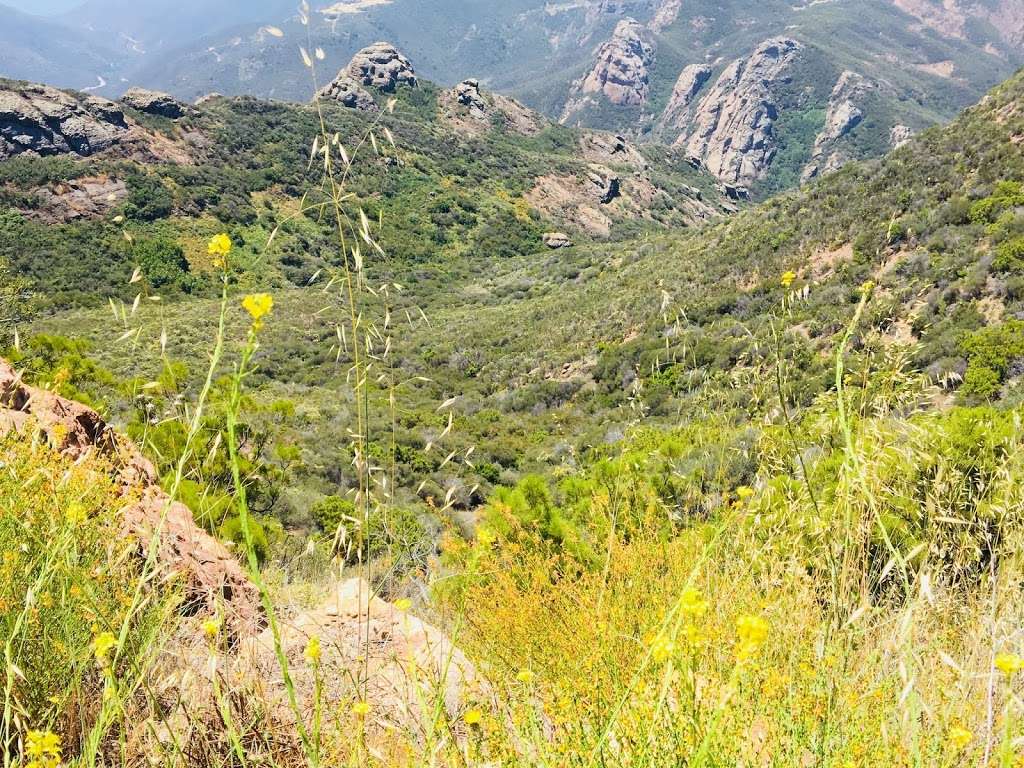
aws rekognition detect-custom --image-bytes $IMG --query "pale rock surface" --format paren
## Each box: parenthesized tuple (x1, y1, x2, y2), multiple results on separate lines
(680, 38, 802, 186)
(802, 71, 872, 182)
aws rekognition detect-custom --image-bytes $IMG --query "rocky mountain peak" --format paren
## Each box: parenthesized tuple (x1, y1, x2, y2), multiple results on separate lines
(661, 63, 714, 129)
(802, 70, 873, 182)
(346, 42, 417, 92)
(679, 37, 802, 186)
(439, 78, 545, 137)
(317, 42, 416, 111)
(562, 17, 654, 122)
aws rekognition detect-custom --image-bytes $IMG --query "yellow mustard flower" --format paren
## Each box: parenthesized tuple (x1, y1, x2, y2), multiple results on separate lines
(735, 614, 769, 661)
(25, 729, 61, 768)
(650, 635, 677, 663)
(201, 618, 220, 642)
(304, 635, 321, 665)
(780, 271, 797, 289)
(91, 631, 116, 665)
(516, 669, 535, 684)
(947, 725, 973, 751)
(207, 233, 233, 269)
(208, 233, 232, 256)
(859, 280, 875, 296)
(995, 652, 1024, 677)
(242, 293, 274, 330)
(464, 708, 483, 726)
(736, 486, 755, 501)
(394, 598, 412, 612)
(352, 700, 371, 717)
(680, 586, 709, 618)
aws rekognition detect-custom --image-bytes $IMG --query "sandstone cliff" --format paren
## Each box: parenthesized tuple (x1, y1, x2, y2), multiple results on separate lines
(802, 70, 872, 182)
(561, 18, 654, 122)
(679, 38, 802, 186)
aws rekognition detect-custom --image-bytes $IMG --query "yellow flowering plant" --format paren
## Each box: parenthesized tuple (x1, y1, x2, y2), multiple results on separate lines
(207, 233, 232, 269)
(242, 293, 274, 331)
(25, 729, 61, 768)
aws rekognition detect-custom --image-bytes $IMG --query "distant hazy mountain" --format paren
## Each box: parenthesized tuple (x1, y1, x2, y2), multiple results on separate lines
(1, 0, 1021, 194)
(0, 2, 126, 90)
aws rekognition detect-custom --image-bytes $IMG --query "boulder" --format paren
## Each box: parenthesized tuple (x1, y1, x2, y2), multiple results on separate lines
(587, 167, 621, 204)
(239, 578, 485, 736)
(0, 357, 263, 641)
(121, 87, 191, 119)
(317, 77, 378, 111)
(580, 131, 648, 169)
(316, 42, 415, 110)
(890, 123, 915, 148)
(543, 232, 574, 249)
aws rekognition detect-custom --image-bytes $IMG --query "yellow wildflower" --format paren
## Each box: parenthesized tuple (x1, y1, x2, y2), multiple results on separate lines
(304, 635, 321, 665)
(680, 586, 709, 618)
(516, 669, 535, 684)
(25, 729, 61, 768)
(91, 631, 116, 665)
(477, 527, 496, 547)
(780, 271, 797, 289)
(947, 725, 973, 751)
(859, 280, 875, 296)
(464, 708, 483, 726)
(202, 619, 220, 642)
(995, 652, 1024, 677)
(735, 486, 755, 501)
(207, 233, 233, 269)
(394, 598, 412, 612)
(352, 700, 371, 717)
(735, 614, 769, 661)
(650, 635, 677, 663)
(242, 293, 274, 330)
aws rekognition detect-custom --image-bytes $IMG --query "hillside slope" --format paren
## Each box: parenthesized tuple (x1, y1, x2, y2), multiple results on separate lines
(17, 67, 1024, 530)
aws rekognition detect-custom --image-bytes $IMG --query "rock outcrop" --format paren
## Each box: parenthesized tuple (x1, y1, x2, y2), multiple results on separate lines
(579, 130, 648, 169)
(562, 18, 653, 121)
(347, 42, 416, 91)
(316, 42, 416, 111)
(802, 71, 872, 182)
(439, 78, 545, 137)
(661, 63, 713, 129)
(648, 0, 684, 33)
(0, 80, 131, 160)
(0, 80, 197, 163)
(121, 87, 192, 119)
(890, 123, 914, 148)
(26, 175, 128, 223)
(679, 38, 802, 186)
(239, 578, 484, 737)
(0, 357, 263, 640)
(543, 232, 574, 249)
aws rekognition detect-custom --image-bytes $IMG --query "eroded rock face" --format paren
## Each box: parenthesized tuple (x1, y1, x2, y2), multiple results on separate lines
(661, 63, 713, 129)
(439, 78, 545, 136)
(802, 71, 872, 182)
(317, 77, 378, 111)
(346, 42, 416, 92)
(579, 131, 648, 169)
(27, 175, 128, 223)
(316, 42, 415, 111)
(0, 357, 264, 641)
(679, 37, 802, 186)
(562, 18, 653, 121)
(121, 87, 191, 119)
(0, 80, 131, 160)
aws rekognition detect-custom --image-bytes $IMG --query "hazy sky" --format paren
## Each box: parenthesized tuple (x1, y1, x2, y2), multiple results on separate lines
(7, 0, 82, 14)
